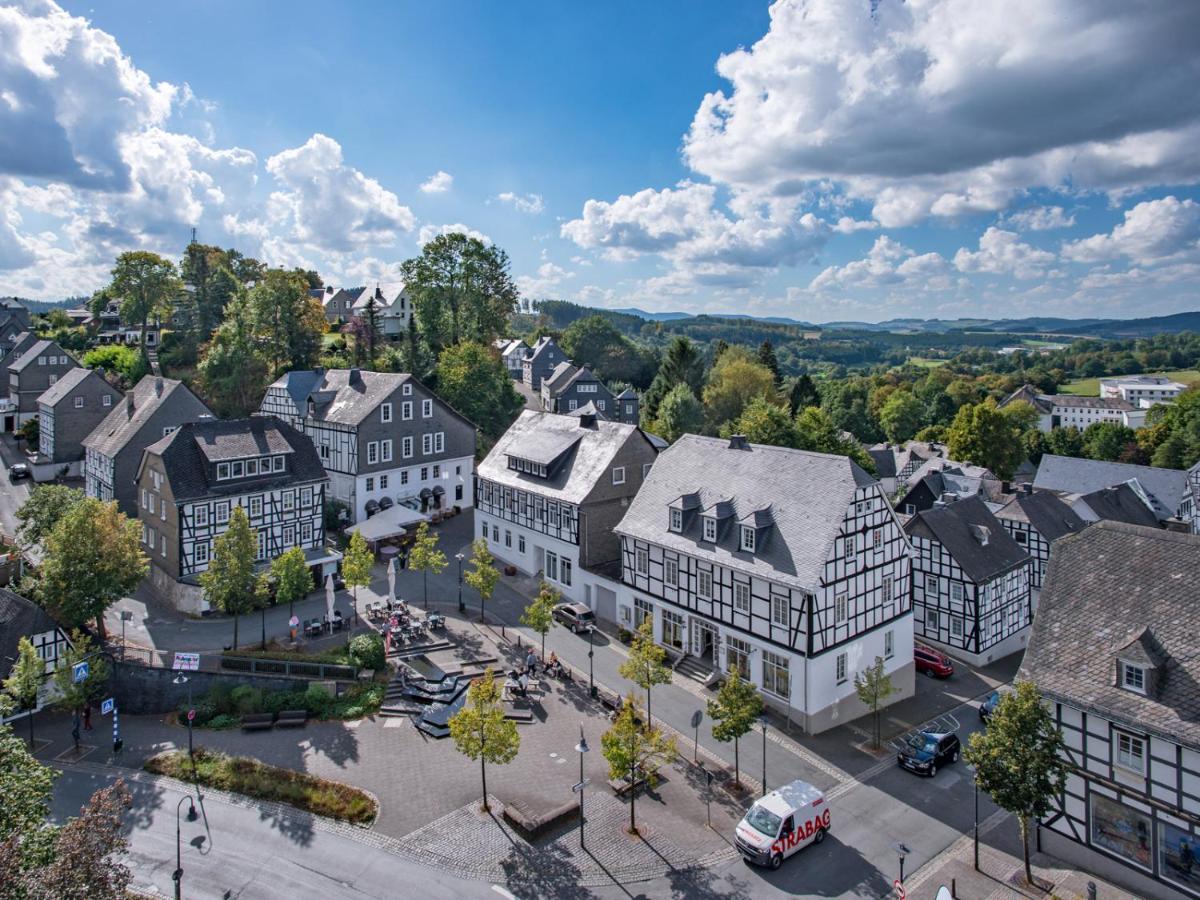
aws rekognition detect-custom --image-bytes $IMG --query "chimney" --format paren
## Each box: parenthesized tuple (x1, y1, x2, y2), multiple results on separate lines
(578, 411, 597, 429)
(348, 368, 362, 386)
(728, 434, 749, 450)
(154, 375, 163, 397)
(313, 366, 325, 382)
(125, 393, 135, 416)
(1019, 482, 1034, 495)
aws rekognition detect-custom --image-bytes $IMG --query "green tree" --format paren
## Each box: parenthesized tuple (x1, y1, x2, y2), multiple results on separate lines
(787, 373, 820, 416)
(642, 336, 705, 424)
(757, 340, 781, 386)
(853, 656, 898, 749)
(199, 506, 257, 649)
(653, 383, 704, 443)
(706, 670, 763, 789)
(15, 484, 84, 548)
(248, 269, 326, 375)
(879, 391, 925, 443)
(254, 573, 273, 650)
(1045, 425, 1084, 459)
(82, 345, 146, 386)
(618, 618, 672, 726)
(601, 696, 677, 835)
(105, 251, 181, 353)
(52, 630, 110, 714)
(4, 637, 43, 747)
(964, 681, 1067, 887)
(1152, 431, 1190, 468)
(1081, 421, 1138, 462)
(561, 315, 657, 388)
(409, 522, 448, 610)
(197, 292, 271, 417)
(0, 712, 56, 844)
(794, 406, 876, 470)
(342, 530, 374, 636)
(447, 669, 520, 813)
(403, 233, 519, 355)
(702, 348, 778, 432)
(39, 498, 147, 636)
(434, 341, 523, 439)
(463, 537, 498, 622)
(945, 399, 1025, 478)
(270, 546, 311, 618)
(724, 396, 797, 447)
(520, 581, 559, 663)
(178, 242, 239, 356)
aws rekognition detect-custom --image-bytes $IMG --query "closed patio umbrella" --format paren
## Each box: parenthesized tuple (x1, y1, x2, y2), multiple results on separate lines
(387, 556, 397, 605)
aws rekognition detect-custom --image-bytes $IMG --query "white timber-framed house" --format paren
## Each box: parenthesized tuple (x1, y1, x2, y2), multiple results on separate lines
(994, 486, 1087, 593)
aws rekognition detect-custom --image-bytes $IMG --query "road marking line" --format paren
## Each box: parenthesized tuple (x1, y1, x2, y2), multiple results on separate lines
(491, 886, 518, 899)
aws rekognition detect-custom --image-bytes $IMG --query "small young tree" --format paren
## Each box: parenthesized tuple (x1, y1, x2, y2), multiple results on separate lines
(520, 581, 559, 662)
(463, 537, 498, 622)
(854, 656, 898, 750)
(52, 631, 110, 717)
(0, 709, 57, 844)
(199, 506, 257, 649)
(447, 669, 520, 812)
(618, 617, 672, 726)
(706, 669, 763, 789)
(601, 696, 677, 835)
(342, 530, 373, 633)
(4, 637, 43, 747)
(964, 680, 1068, 886)
(271, 546, 311, 618)
(408, 522, 447, 610)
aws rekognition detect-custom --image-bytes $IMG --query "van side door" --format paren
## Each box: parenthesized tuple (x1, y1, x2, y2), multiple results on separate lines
(779, 814, 801, 858)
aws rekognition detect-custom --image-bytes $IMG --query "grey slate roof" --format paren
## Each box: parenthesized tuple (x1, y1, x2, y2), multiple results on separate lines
(9, 339, 62, 373)
(1034, 454, 1187, 521)
(82, 376, 211, 458)
(1019, 522, 1200, 750)
(1046, 394, 1133, 411)
(905, 495, 1030, 583)
(36, 366, 105, 408)
(867, 447, 897, 478)
(995, 490, 1087, 542)
(543, 361, 578, 392)
(1074, 483, 1161, 529)
(0, 589, 63, 682)
(1000, 384, 1053, 415)
(267, 368, 475, 430)
(145, 416, 326, 502)
(478, 409, 653, 505)
(616, 434, 878, 591)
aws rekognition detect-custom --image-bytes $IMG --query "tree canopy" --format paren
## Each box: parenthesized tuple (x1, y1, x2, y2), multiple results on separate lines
(104, 251, 180, 352)
(434, 341, 523, 440)
(447, 669, 520, 812)
(199, 506, 258, 648)
(945, 398, 1026, 479)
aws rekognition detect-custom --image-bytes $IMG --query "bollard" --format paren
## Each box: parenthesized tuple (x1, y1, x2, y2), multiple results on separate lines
(1087, 882, 1096, 900)
(951, 878, 956, 898)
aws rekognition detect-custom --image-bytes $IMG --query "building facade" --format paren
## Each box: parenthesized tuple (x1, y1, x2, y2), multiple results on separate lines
(0, 588, 71, 720)
(539, 362, 640, 424)
(1100, 375, 1188, 406)
(258, 367, 476, 523)
(522, 336, 567, 390)
(351, 283, 411, 336)
(32, 368, 123, 481)
(495, 338, 530, 379)
(994, 488, 1087, 591)
(1022, 523, 1200, 900)
(905, 496, 1033, 665)
(3, 339, 78, 429)
(615, 434, 915, 734)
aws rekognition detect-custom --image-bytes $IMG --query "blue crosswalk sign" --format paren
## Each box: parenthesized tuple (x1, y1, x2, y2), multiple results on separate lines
(72, 661, 89, 684)
(101, 698, 114, 715)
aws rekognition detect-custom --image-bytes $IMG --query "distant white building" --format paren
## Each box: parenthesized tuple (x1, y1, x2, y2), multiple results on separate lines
(352, 283, 412, 336)
(1100, 375, 1188, 407)
(1000, 385, 1146, 432)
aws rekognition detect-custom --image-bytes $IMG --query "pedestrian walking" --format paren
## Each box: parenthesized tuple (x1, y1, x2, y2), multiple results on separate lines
(82, 703, 92, 731)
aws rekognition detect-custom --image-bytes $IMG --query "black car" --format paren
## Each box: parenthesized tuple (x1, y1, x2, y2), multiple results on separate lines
(8, 463, 29, 481)
(897, 730, 960, 776)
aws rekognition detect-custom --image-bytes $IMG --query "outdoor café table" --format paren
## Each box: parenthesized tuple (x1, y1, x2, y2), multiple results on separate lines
(379, 545, 399, 561)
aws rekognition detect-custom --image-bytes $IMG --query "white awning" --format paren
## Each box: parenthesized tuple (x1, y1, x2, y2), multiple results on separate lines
(343, 505, 430, 542)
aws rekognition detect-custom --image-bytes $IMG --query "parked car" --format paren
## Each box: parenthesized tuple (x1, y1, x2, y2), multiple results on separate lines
(8, 463, 29, 481)
(735, 779, 830, 869)
(897, 730, 961, 776)
(552, 602, 595, 634)
(914, 643, 954, 678)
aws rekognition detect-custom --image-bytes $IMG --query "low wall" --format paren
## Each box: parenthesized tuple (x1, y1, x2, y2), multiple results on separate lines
(112, 661, 311, 715)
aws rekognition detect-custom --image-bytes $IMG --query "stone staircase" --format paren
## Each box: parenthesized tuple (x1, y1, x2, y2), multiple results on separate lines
(674, 653, 719, 688)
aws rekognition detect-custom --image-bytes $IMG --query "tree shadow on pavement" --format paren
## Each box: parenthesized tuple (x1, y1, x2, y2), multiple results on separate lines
(755, 834, 892, 898)
(301, 721, 361, 769)
(666, 865, 754, 900)
(256, 804, 316, 848)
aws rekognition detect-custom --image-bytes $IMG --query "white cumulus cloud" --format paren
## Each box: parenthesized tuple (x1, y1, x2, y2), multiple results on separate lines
(417, 222, 490, 246)
(1004, 206, 1076, 231)
(1062, 196, 1200, 265)
(954, 227, 1056, 279)
(496, 191, 545, 214)
(419, 170, 453, 193)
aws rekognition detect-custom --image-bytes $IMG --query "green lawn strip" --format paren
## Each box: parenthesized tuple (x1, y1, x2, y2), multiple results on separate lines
(145, 748, 377, 825)
(1060, 369, 1200, 396)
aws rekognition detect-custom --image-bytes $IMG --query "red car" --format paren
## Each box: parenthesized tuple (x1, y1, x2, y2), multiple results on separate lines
(914, 644, 954, 678)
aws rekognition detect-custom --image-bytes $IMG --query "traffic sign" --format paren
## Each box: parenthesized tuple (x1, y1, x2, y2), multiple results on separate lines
(690, 710, 703, 729)
(571, 778, 591, 793)
(72, 661, 89, 684)
(187, 709, 196, 722)
(894, 879, 906, 899)
(100, 698, 114, 715)
(172, 652, 199, 671)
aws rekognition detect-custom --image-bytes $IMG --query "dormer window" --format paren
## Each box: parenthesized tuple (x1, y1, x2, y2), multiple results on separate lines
(1121, 662, 1146, 694)
(669, 508, 683, 532)
(740, 527, 756, 553)
(702, 517, 717, 542)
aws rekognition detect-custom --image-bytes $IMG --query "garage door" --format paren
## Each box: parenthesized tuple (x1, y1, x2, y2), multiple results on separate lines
(594, 584, 617, 625)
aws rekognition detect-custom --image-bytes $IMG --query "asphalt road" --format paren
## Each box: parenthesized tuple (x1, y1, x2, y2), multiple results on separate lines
(0, 434, 33, 542)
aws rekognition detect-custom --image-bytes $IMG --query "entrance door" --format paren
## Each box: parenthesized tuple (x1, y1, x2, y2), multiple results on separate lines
(689, 618, 716, 659)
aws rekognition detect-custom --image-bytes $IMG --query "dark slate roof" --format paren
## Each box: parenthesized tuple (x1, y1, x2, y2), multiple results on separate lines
(905, 495, 1030, 583)
(0, 589, 63, 682)
(1019, 522, 1200, 750)
(1034, 454, 1187, 521)
(995, 490, 1087, 542)
(478, 409, 654, 504)
(616, 434, 878, 591)
(37, 366, 111, 408)
(267, 368, 474, 430)
(1046, 394, 1134, 411)
(543, 361, 578, 392)
(4, 331, 37, 363)
(867, 447, 897, 478)
(1000, 384, 1053, 415)
(616, 387, 638, 400)
(9, 339, 66, 373)
(1075, 483, 1161, 529)
(82, 376, 212, 458)
(144, 416, 326, 501)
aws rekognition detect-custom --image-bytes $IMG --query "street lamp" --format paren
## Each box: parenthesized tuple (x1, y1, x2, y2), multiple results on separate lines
(173, 674, 196, 787)
(174, 794, 197, 900)
(455, 552, 465, 614)
(891, 840, 910, 887)
(973, 768, 980, 871)
(586, 625, 596, 699)
(120, 610, 133, 661)
(760, 713, 769, 797)
(574, 725, 589, 850)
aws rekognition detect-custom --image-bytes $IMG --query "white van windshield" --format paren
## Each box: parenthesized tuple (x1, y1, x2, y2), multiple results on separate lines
(744, 804, 782, 838)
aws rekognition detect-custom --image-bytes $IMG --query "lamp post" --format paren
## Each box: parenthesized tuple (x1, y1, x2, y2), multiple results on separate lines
(120, 610, 133, 661)
(973, 770, 980, 871)
(173, 793, 197, 900)
(586, 625, 596, 699)
(891, 840, 910, 888)
(456, 552, 465, 614)
(172, 674, 195, 786)
(574, 725, 589, 850)
(760, 713, 768, 798)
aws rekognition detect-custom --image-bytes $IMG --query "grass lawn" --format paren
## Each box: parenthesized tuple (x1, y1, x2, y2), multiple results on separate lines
(903, 357, 948, 369)
(146, 748, 377, 825)
(1060, 369, 1200, 395)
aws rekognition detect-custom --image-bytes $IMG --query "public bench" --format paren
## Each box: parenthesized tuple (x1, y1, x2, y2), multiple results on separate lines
(276, 709, 308, 728)
(240, 713, 275, 731)
(502, 798, 579, 841)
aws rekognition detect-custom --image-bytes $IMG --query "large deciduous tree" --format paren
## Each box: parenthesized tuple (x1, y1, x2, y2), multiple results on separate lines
(197, 293, 271, 417)
(178, 242, 240, 357)
(447, 669, 520, 813)
(879, 390, 925, 444)
(642, 336, 705, 425)
(434, 341, 523, 439)
(945, 398, 1025, 479)
(199, 506, 258, 649)
(652, 383, 704, 444)
(270, 546, 311, 618)
(105, 251, 181, 354)
(52, 630, 110, 714)
(724, 396, 797, 448)
(15, 484, 84, 548)
(560, 315, 657, 388)
(248, 269, 326, 376)
(702, 347, 778, 433)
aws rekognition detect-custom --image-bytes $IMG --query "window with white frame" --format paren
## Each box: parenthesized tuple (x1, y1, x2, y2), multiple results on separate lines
(249, 496, 262, 518)
(367, 442, 379, 465)
(102, 394, 112, 407)
(951, 617, 963, 637)
(771, 594, 788, 626)
(845, 534, 856, 554)
(217, 462, 230, 480)
(195, 505, 209, 526)
(835, 593, 848, 624)
(380, 474, 388, 489)
(282, 491, 295, 512)
(560, 558, 572, 586)
(1014, 530, 1028, 545)
(763, 651, 790, 698)
(422, 434, 433, 454)
(734, 581, 750, 613)
(950, 582, 965, 603)
(636, 548, 648, 575)
(402, 400, 413, 420)
(381, 440, 393, 462)
(217, 502, 230, 524)
(873, 529, 882, 550)
(74, 395, 84, 408)
(702, 517, 717, 542)
(402, 383, 412, 396)
(925, 574, 940, 595)
(669, 508, 682, 532)
(927, 609, 940, 630)
(381, 403, 392, 423)
(434, 432, 444, 453)
(422, 399, 433, 417)
(545, 551, 559, 582)
(612, 466, 625, 485)
(366, 477, 375, 492)
(835, 652, 847, 684)
(664, 557, 678, 587)
(1121, 662, 1146, 694)
(884, 630, 894, 659)
(698, 569, 713, 599)
(518, 534, 526, 553)
(726, 636, 751, 679)
(1115, 731, 1146, 774)
(740, 527, 755, 553)
(634, 597, 652, 629)
(196, 542, 210, 565)
(256, 531, 267, 559)
(402, 436, 413, 458)
(283, 525, 295, 547)
(882, 575, 894, 604)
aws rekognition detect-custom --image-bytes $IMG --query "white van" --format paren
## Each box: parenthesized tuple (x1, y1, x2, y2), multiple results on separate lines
(735, 779, 830, 869)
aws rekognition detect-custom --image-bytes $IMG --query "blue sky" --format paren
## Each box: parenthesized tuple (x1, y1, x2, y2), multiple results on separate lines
(2, 1, 1199, 323)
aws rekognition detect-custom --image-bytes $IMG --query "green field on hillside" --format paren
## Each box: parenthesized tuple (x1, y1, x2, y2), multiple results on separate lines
(1060, 369, 1200, 396)
(904, 357, 948, 369)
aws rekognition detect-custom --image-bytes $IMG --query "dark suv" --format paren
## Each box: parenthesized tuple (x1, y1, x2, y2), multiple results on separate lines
(552, 602, 595, 634)
(897, 730, 961, 776)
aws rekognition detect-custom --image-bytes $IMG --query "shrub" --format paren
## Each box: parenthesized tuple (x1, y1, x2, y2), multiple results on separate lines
(206, 682, 234, 716)
(302, 683, 332, 716)
(348, 633, 385, 672)
(618, 627, 632, 644)
(206, 714, 239, 730)
(230, 685, 263, 715)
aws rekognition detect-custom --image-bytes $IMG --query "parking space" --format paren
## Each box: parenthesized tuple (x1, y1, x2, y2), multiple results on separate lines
(887, 711, 962, 754)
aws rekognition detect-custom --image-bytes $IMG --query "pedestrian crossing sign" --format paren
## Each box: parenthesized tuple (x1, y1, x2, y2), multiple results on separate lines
(101, 698, 114, 715)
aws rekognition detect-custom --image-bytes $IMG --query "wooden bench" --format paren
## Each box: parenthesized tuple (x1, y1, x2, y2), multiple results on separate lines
(502, 798, 579, 841)
(276, 709, 308, 728)
(240, 713, 275, 731)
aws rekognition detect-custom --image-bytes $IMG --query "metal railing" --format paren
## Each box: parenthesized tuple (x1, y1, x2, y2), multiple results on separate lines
(219, 655, 356, 680)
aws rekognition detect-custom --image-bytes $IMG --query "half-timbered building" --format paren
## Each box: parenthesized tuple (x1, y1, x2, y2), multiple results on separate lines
(905, 495, 1032, 665)
(1022, 522, 1200, 900)
(0, 588, 71, 720)
(135, 416, 336, 614)
(614, 434, 915, 734)
(994, 487, 1086, 591)
(475, 409, 659, 603)
(258, 367, 476, 523)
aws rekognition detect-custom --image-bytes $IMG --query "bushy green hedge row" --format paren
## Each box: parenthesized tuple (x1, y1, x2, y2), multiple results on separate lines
(180, 680, 384, 728)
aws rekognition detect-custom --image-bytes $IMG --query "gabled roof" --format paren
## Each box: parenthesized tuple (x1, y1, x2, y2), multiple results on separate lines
(995, 490, 1087, 542)
(526, 336, 562, 362)
(324, 287, 364, 308)
(905, 456, 997, 490)
(1073, 482, 1161, 529)
(267, 368, 473, 429)
(37, 367, 118, 408)
(1047, 394, 1134, 411)
(478, 409, 655, 505)
(616, 387, 638, 400)
(144, 416, 326, 501)
(1000, 384, 1053, 415)
(543, 361, 578, 392)
(3, 331, 37, 361)
(82, 376, 212, 458)
(352, 282, 406, 312)
(1020, 522, 1200, 750)
(867, 447, 897, 478)
(9, 339, 68, 373)
(616, 434, 878, 591)
(1034, 454, 1187, 521)
(905, 495, 1030, 583)
(1115, 627, 1168, 668)
(0, 589, 65, 682)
